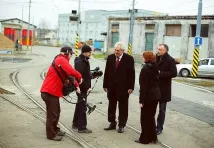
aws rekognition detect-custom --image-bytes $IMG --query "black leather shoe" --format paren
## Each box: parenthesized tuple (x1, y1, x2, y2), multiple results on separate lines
(156, 130, 162, 135)
(104, 124, 116, 130)
(78, 128, 92, 133)
(135, 140, 141, 143)
(57, 130, 65, 136)
(48, 135, 62, 141)
(151, 140, 158, 144)
(118, 127, 124, 133)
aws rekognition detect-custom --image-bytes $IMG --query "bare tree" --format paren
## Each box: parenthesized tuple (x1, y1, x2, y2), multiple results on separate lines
(37, 18, 50, 40)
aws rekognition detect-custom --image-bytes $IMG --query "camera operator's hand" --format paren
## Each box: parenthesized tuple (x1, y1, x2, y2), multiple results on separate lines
(104, 88, 108, 92)
(76, 87, 81, 94)
(87, 88, 92, 94)
(128, 89, 133, 94)
(79, 78, 83, 84)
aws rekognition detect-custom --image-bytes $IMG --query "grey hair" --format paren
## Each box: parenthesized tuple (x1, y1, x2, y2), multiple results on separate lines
(159, 44, 169, 51)
(114, 42, 125, 50)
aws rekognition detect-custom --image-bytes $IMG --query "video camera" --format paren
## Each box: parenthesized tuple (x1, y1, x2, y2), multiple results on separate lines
(91, 67, 103, 79)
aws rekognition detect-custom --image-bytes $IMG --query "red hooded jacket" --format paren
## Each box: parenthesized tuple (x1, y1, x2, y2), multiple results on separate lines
(40, 54, 82, 98)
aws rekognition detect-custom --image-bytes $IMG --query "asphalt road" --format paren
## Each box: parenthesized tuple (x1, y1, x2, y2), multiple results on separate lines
(90, 55, 214, 126)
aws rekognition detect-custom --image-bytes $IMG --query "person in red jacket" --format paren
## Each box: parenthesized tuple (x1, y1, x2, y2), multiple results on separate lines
(40, 46, 82, 141)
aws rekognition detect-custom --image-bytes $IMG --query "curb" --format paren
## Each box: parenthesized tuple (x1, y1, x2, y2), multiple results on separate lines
(173, 80, 214, 93)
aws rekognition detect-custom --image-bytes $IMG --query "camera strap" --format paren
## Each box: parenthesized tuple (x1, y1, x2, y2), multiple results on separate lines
(52, 55, 65, 84)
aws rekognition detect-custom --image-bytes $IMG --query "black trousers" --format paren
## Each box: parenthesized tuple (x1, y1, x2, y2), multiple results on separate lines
(139, 100, 158, 144)
(108, 98, 128, 127)
(41, 92, 60, 139)
(73, 92, 87, 130)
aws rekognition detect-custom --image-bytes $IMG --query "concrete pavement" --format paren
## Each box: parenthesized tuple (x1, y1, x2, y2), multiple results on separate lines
(0, 46, 213, 148)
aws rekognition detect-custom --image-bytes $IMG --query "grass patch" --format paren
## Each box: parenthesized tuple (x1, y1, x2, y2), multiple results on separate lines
(174, 79, 214, 87)
(92, 53, 105, 59)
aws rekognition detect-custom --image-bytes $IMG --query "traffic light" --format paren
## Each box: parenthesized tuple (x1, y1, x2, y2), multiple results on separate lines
(72, 10, 77, 15)
(70, 10, 78, 21)
(69, 16, 78, 21)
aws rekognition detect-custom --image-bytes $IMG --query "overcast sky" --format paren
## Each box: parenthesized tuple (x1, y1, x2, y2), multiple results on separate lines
(0, 0, 214, 29)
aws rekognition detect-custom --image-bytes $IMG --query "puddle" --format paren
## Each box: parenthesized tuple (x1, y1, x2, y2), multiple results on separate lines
(0, 57, 32, 63)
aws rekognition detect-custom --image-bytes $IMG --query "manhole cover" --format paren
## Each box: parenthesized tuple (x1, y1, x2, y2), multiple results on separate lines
(0, 87, 15, 95)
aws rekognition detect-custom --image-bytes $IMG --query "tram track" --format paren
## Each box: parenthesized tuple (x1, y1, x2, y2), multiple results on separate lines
(41, 69, 172, 148)
(4, 69, 95, 148)
(0, 143, 6, 148)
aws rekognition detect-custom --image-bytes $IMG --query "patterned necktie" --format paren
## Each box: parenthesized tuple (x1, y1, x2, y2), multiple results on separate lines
(116, 57, 120, 69)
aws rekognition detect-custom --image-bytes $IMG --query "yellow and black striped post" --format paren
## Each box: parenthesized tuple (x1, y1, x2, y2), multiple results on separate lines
(26, 37, 29, 49)
(75, 33, 79, 57)
(191, 48, 200, 77)
(127, 43, 132, 55)
(20, 37, 22, 45)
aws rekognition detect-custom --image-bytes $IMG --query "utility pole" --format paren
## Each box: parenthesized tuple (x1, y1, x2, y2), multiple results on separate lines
(31, 16, 34, 53)
(77, 0, 81, 39)
(127, 0, 135, 55)
(56, 19, 59, 47)
(27, 0, 31, 49)
(20, 7, 24, 46)
(191, 0, 203, 78)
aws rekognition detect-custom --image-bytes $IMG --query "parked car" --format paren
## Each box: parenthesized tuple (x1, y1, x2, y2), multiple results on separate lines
(176, 58, 214, 78)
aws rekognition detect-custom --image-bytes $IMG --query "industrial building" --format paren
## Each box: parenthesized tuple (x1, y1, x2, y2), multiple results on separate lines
(58, 9, 167, 49)
(0, 18, 36, 45)
(106, 15, 214, 63)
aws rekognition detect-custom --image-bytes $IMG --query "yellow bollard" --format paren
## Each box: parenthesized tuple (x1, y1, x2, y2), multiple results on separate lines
(75, 33, 79, 57)
(127, 43, 132, 55)
(191, 48, 200, 77)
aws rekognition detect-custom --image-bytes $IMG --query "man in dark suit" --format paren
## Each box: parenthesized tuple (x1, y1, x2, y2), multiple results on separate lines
(103, 42, 135, 133)
(156, 44, 177, 135)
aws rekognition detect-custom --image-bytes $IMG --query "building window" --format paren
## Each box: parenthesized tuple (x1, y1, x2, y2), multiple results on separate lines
(146, 24, 155, 30)
(111, 24, 119, 29)
(165, 24, 181, 36)
(189, 24, 209, 37)
(210, 59, 214, 65)
(111, 32, 119, 47)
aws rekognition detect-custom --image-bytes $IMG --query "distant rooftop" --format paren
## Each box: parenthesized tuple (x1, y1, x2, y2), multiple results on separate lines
(59, 9, 168, 16)
(108, 15, 214, 21)
(0, 18, 37, 27)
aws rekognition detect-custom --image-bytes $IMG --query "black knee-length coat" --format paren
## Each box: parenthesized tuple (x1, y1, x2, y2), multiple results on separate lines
(103, 53, 135, 101)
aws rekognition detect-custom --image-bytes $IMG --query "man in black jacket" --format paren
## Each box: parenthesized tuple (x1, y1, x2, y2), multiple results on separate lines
(103, 42, 135, 133)
(72, 45, 92, 133)
(156, 44, 177, 135)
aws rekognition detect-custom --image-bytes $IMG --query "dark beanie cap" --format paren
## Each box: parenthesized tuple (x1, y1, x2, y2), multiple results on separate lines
(81, 45, 92, 53)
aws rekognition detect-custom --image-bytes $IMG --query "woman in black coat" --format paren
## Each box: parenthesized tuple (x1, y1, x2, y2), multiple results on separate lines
(135, 51, 161, 144)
